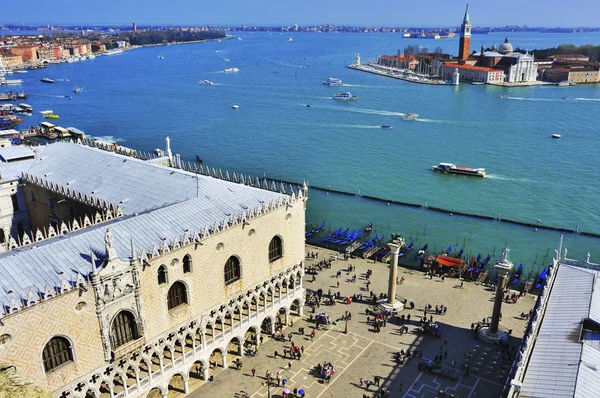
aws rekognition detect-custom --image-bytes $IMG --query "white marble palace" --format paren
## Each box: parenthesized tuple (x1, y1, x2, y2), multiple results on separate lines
(0, 139, 307, 397)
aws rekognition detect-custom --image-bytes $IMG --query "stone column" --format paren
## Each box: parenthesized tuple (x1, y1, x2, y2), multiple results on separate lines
(203, 367, 209, 381)
(490, 261, 512, 334)
(298, 304, 304, 317)
(183, 377, 190, 394)
(479, 249, 514, 343)
(387, 243, 400, 304)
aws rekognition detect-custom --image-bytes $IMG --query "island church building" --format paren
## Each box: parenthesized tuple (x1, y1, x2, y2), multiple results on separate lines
(0, 139, 307, 397)
(439, 5, 539, 84)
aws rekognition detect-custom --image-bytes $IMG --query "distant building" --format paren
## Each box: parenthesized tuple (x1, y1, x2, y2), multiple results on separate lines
(441, 63, 504, 83)
(541, 64, 600, 83)
(458, 5, 471, 61)
(441, 6, 538, 84)
(133, 22, 137, 32)
(549, 54, 589, 62)
(471, 38, 538, 83)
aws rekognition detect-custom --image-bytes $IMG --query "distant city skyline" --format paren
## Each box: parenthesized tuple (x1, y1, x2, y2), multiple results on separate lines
(2, 0, 600, 27)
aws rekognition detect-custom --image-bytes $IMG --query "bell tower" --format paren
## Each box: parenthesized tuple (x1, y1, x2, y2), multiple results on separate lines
(458, 4, 471, 61)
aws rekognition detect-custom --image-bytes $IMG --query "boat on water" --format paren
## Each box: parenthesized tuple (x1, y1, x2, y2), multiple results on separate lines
(552, 133, 561, 139)
(39, 110, 53, 115)
(432, 162, 486, 178)
(471, 82, 484, 85)
(332, 92, 358, 100)
(157, 56, 164, 59)
(18, 103, 32, 112)
(232, 105, 239, 109)
(74, 87, 82, 94)
(224, 67, 239, 73)
(436, 255, 464, 267)
(323, 77, 343, 86)
(87, 54, 96, 59)
(380, 125, 393, 129)
(197, 80, 213, 85)
(44, 114, 59, 119)
(557, 80, 576, 87)
(404, 112, 418, 121)
(41, 78, 54, 83)
(103, 49, 124, 56)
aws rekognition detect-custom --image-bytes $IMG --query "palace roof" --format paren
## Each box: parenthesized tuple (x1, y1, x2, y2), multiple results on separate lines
(0, 142, 297, 314)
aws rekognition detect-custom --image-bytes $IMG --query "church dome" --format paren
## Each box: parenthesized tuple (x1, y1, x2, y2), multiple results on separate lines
(498, 37, 513, 55)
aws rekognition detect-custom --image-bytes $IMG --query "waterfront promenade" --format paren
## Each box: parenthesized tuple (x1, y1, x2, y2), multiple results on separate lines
(177, 244, 536, 398)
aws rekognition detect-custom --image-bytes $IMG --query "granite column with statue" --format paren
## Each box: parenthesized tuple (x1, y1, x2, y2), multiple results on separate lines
(381, 242, 404, 311)
(479, 249, 514, 343)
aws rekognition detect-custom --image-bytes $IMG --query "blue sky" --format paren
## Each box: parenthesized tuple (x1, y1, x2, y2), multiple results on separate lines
(2, 0, 599, 27)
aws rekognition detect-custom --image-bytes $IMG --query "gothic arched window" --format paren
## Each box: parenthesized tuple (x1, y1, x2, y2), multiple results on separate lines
(224, 256, 241, 284)
(183, 254, 192, 274)
(110, 311, 138, 349)
(268, 236, 283, 262)
(167, 281, 188, 310)
(158, 265, 168, 285)
(42, 336, 73, 372)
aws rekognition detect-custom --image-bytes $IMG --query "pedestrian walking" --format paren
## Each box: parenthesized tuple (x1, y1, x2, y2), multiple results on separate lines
(360, 377, 364, 386)
(251, 368, 256, 377)
(288, 361, 293, 371)
(374, 375, 380, 386)
(460, 280, 464, 288)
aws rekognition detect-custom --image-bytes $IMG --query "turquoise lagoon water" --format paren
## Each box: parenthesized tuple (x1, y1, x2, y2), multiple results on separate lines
(11, 32, 600, 273)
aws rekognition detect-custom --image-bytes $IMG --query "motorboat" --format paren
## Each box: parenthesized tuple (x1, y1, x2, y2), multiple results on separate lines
(41, 78, 54, 83)
(404, 112, 418, 121)
(557, 80, 575, 87)
(157, 56, 164, 59)
(44, 114, 60, 119)
(380, 125, 393, 129)
(74, 87, 82, 94)
(87, 54, 96, 59)
(288, 37, 293, 42)
(552, 133, 561, 139)
(18, 103, 32, 112)
(432, 162, 486, 178)
(323, 77, 343, 86)
(198, 80, 213, 85)
(224, 68, 239, 73)
(332, 92, 358, 100)
(232, 105, 239, 109)
(39, 110, 53, 115)
(103, 49, 124, 56)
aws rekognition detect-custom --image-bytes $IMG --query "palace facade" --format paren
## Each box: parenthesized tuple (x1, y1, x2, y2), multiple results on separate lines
(0, 139, 307, 397)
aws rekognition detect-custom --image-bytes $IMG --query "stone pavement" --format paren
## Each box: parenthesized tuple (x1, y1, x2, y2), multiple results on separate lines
(183, 245, 536, 398)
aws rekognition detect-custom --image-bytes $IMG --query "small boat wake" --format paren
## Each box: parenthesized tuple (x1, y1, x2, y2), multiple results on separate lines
(324, 106, 405, 117)
(573, 97, 600, 102)
(485, 174, 529, 182)
(93, 135, 126, 143)
(329, 124, 383, 129)
(416, 118, 466, 126)
(499, 95, 558, 102)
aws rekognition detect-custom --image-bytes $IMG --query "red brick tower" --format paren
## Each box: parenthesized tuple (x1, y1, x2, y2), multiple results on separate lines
(458, 4, 471, 62)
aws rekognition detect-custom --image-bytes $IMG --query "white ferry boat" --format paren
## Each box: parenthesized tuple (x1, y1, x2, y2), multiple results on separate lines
(103, 49, 124, 56)
(432, 163, 486, 178)
(323, 77, 343, 86)
(332, 92, 358, 101)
